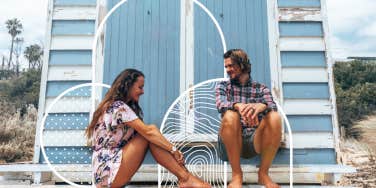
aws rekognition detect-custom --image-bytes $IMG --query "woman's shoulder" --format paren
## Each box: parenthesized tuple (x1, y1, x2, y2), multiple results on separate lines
(106, 100, 129, 113)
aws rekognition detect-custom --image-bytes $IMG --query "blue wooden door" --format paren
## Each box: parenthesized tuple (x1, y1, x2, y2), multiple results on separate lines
(193, 0, 271, 134)
(103, 0, 181, 127)
(194, 0, 271, 84)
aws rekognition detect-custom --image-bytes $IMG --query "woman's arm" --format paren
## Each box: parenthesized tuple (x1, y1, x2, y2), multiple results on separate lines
(126, 119, 174, 153)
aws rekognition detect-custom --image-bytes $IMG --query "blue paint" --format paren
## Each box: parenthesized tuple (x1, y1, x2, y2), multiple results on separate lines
(279, 22, 323, 37)
(46, 81, 91, 97)
(278, 0, 321, 8)
(45, 113, 90, 130)
(281, 51, 326, 67)
(49, 50, 92, 65)
(39, 147, 92, 164)
(103, 0, 180, 127)
(54, 0, 97, 6)
(283, 83, 329, 99)
(194, 0, 271, 87)
(40, 146, 335, 165)
(286, 115, 332, 132)
(52, 20, 95, 35)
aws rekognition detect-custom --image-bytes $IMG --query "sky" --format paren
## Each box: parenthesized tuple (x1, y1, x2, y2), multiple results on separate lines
(0, 0, 375, 68)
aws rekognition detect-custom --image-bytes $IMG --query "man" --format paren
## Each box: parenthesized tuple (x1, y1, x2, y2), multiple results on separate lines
(215, 49, 282, 188)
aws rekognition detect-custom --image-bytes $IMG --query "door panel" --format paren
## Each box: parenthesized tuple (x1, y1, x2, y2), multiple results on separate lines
(193, 0, 271, 134)
(103, 0, 181, 127)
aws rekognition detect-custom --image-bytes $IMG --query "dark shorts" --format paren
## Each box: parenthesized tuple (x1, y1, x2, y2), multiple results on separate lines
(217, 128, 258, 161)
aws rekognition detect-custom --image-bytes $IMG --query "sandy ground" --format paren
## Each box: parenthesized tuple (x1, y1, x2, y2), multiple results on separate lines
(339, 115, 376, 187)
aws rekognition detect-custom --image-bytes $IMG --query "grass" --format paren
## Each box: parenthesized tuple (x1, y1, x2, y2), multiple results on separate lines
(0, 100, 37, 163)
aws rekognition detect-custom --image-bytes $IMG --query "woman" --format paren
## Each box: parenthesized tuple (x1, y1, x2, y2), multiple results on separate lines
(86, 69, 210, 188)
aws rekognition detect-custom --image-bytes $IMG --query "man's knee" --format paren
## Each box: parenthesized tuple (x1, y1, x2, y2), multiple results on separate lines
(265, 111, 282, 131)
(221, 110, 240, 129)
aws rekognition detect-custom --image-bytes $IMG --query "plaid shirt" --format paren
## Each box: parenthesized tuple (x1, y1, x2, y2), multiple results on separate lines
(215, 77, 277, 127)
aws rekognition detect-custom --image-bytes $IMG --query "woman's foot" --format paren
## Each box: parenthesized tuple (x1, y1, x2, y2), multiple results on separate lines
(179, 174, 211, 188)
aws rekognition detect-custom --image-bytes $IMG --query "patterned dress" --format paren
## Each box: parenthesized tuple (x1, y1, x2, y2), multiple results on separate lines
(92, 100, 138, 187)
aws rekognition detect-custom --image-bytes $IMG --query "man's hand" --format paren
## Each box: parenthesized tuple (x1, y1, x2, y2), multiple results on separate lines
(235, 103, 267, 127)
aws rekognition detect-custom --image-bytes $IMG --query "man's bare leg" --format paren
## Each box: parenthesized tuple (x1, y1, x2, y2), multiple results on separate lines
(219, 110, 243, 188)
(253, 111, 282, 188)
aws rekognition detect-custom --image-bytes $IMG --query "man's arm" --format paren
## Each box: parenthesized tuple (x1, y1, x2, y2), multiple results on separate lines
(260, 85, 278, 113)
(215, 82, 235, 113)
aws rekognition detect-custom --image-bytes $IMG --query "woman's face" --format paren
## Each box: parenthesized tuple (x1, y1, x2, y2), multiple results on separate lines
(128, 76, 144, 102)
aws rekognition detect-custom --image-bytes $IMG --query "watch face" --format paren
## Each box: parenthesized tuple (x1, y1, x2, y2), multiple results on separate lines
(171, 146, 177, 152)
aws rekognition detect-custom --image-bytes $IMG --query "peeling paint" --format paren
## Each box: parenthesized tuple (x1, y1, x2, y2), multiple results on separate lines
(279, 8, 321, 21)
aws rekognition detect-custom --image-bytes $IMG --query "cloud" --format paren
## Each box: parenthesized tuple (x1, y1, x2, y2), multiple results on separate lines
(0, 0, 47, 69)
(330, 34, 376, 59)
(357, 22, 376, 37)
(0, 0, 48, 51)
(327, 0, 376, 34)
(327, 0, 376, 59)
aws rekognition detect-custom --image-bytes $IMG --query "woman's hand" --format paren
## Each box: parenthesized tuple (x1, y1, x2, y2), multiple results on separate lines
(172, 150, 185, 166)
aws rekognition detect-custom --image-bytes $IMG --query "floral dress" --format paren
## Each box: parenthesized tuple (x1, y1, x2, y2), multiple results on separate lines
(92, 100, 139, 187)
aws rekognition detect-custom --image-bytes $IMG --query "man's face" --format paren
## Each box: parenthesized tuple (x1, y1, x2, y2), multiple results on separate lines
(224, 58, 242, 80)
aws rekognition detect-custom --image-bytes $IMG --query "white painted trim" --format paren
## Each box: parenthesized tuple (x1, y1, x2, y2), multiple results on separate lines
(53, 6, 97, 20)
(50, 35, 93, 50)
(267, 0, 283, 103)
(179, 0, 187, 94)
(321, 0, 341, 162)
(0, 163, 355, 185)
(179, 0, 195, 93)
(165, 132, 334, 149)
(48, 65, 92, 81)
(283, 99, 332, 115)
(164, 133, 217, 142)
(285, 132, 334, 148)
(279, 37, 325, 51)
(43, 130, 86, 146)
(180, 0, 195, 133)
(34, 0, 54, 165)
(268, 0, 286, 142)
(45, 97, 91, 113)
(94, 0, 105, 86)
(0, 164, 355, 174)
(92, 0, 104, 120)
(282, 68, 328, 83)
(279, 8, 322, 21)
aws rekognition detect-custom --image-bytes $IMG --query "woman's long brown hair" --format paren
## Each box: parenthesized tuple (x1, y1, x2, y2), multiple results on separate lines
(85, 69, 144, 143)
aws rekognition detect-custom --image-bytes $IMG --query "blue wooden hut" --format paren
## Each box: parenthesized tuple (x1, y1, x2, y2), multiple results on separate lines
(30, 0, 355, 185)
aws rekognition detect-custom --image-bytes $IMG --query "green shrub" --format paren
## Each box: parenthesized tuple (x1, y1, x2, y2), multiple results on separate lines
(334, 60, 376, 138)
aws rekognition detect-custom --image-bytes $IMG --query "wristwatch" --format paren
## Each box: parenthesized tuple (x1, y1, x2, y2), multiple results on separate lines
(170, 145, 177, 154)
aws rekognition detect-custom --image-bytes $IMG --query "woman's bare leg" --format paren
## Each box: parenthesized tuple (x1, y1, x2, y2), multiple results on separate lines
(111, 135, 149, 188)
(149, 143, 211, 188)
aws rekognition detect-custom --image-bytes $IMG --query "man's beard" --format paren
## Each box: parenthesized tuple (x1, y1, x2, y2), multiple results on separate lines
(229, 73, 241, 82)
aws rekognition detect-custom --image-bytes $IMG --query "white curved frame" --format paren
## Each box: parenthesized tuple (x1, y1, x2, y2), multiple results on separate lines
(40, 83, 111, 188)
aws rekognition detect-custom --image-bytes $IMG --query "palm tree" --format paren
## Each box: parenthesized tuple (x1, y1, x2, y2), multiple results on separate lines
(24, 44, 43, 70)
(5, 18, 23, 70)
(14, 37, 24, 76)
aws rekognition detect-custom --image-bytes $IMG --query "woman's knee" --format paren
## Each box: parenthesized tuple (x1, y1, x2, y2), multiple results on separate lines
(132, 135, 149, 150)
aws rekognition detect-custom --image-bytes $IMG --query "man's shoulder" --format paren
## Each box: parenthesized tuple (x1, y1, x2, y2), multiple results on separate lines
(251, 80, 268, 89)
(217, 80, 231, 86)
